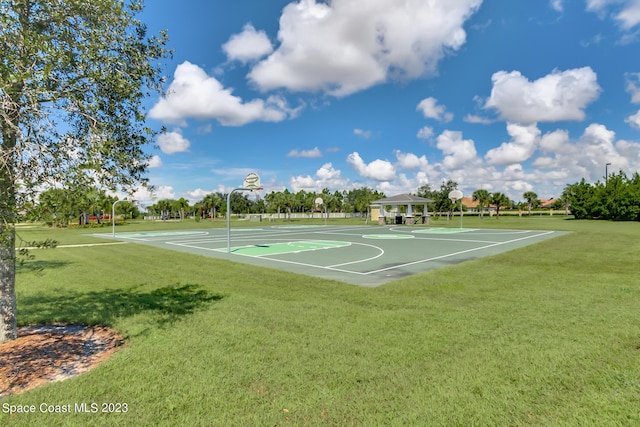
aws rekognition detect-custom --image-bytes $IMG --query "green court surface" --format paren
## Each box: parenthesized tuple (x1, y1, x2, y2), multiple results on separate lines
(96, 225, 566, 286)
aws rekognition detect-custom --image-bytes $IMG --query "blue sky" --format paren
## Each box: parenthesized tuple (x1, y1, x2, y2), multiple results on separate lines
(133, 0, 640, 206)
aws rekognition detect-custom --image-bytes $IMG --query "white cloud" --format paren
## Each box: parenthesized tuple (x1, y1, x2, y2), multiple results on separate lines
(287, 147, 323, 158)
(532, 123, 630, 183)
(394, 150, 428, 170)
(147, 155, 163, 168)
(484, 67, 600, 124)
(149, 61, 291, 126)
(626, 110, 640, 128)
(184, 188, 214, 203)
(290, 163, 349, 192)
(550, 0, 565, 12)
(346, 152, 396, 181)
(416, 126, 434, 140)
(131, 185, 175, 206)
(463, 114, 493, 124)
(353, 129, 373, 139)
(248, 0, 482, 96)
(436, 130, 478, 169)
(222, 23, 274, 63)
(585, 0, 640, 30)
(485, 123, 541, 165)
(626, 72, 640, 103)
(540, 129, 569, 152)
(417, 97, 453, 122)
(615, 0, 640, 29)
(157, 130, 190, 154)
(616, 139, 640, 163)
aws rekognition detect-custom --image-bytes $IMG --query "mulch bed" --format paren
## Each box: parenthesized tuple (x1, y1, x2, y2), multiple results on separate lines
(0, 324, 123, 398)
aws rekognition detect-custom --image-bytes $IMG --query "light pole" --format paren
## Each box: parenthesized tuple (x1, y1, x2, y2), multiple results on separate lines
(605, 162, 612, 185)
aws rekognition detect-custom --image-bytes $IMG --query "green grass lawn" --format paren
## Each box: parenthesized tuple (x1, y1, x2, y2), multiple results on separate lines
(3, 216, 640, 426)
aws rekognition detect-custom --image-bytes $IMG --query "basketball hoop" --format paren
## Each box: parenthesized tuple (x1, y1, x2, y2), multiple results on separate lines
(243, 173, 262, 192)
(448, 189, 464, 229)
(448, 189, 463, 201)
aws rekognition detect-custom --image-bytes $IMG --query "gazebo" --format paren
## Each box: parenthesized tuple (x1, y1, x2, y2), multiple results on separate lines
(370, 194, 433, 225)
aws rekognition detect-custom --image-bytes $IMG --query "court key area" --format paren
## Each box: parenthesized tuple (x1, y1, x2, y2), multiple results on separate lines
(96, 225, 566, 287)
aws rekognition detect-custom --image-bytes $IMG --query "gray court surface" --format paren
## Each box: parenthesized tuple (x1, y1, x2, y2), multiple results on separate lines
(95, 225, 566, 287)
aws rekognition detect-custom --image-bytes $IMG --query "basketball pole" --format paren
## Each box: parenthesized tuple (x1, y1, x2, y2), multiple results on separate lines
(227, 183, 262, 253)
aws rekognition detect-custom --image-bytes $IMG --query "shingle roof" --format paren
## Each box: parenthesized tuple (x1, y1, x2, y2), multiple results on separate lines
(370, 194, 433, 204)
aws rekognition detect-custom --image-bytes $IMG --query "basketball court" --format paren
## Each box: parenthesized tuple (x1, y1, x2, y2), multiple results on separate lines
(95, 225, 566, 287)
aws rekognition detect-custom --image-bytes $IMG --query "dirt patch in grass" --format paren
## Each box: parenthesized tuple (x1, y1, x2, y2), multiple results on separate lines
(0, 324, 123, 398)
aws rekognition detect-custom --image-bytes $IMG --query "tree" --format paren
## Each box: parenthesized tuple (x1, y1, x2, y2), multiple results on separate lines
(562, 179, 595, 220)
(0, 0, 169, 343)
(472, 189, 490, 219)
(490, 192, 511, 218)
(437, 180, 458, 218)
(173, 197, 190, 221)
(522, 191, 538, 217)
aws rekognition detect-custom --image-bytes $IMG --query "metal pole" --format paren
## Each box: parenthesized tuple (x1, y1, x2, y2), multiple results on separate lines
(227, 188, 249, 253)
(605, 162, 611, 185)
(112, 200, 125, 237)
(459, 199, 463, 229)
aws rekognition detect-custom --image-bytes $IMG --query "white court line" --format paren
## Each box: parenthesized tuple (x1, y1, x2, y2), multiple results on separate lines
(166, 226, 373, 246)
(19, 242, 128, 250)
(342, 230, 556, 276)
(238, 230, 555, 277)
(106, 227, 557, 280)
(226, 241, 385, 270)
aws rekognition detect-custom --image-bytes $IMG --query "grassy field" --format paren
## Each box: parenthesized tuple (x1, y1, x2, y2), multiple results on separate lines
(2, 216, 640, 426)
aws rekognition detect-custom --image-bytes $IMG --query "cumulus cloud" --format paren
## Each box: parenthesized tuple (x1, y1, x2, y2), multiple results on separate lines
(540, 129, 570, 152)
(148, 61, 292, 126)
(484, 67, 600, 124)
(184, 188, 217, 203)
(222, 23, 274, 63)
(485, 123, 541, 165)
(416, 97, 453, 122)
(147, 155, 163, 168)
(130, 185, 175, 206)
(290, 162, 348, 192)
(436, 130, 478, 170)
(346, 152, 396, 181)
(394, 150, 429, 170)
(531, 123, 630, 183)
(247, 0, 482, 96)
(157, 130, 190, 154)
(287, 147, 323, 158)
(416, 126, 434, 140)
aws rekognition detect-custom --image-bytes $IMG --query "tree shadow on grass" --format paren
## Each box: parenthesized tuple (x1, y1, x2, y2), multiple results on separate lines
(17, 260, 71, 273)
(17, 283, 223, 332)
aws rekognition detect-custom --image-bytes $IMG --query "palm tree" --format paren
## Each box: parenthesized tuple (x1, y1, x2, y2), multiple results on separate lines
(472, 189, 491, 219)
(522, 191, 538, 216)
(173, 198, 190, 221)
(490, 192, 511, 218)
(265, 191, 285, 219)
(200, 193, 223, 220)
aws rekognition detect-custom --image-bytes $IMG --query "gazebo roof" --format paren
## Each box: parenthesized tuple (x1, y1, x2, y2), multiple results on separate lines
(370, 194, 433, 204)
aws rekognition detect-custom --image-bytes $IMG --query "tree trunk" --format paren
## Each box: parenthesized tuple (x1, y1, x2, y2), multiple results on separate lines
(0, 116, 18, 343)
(0, 225, 17, 343)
